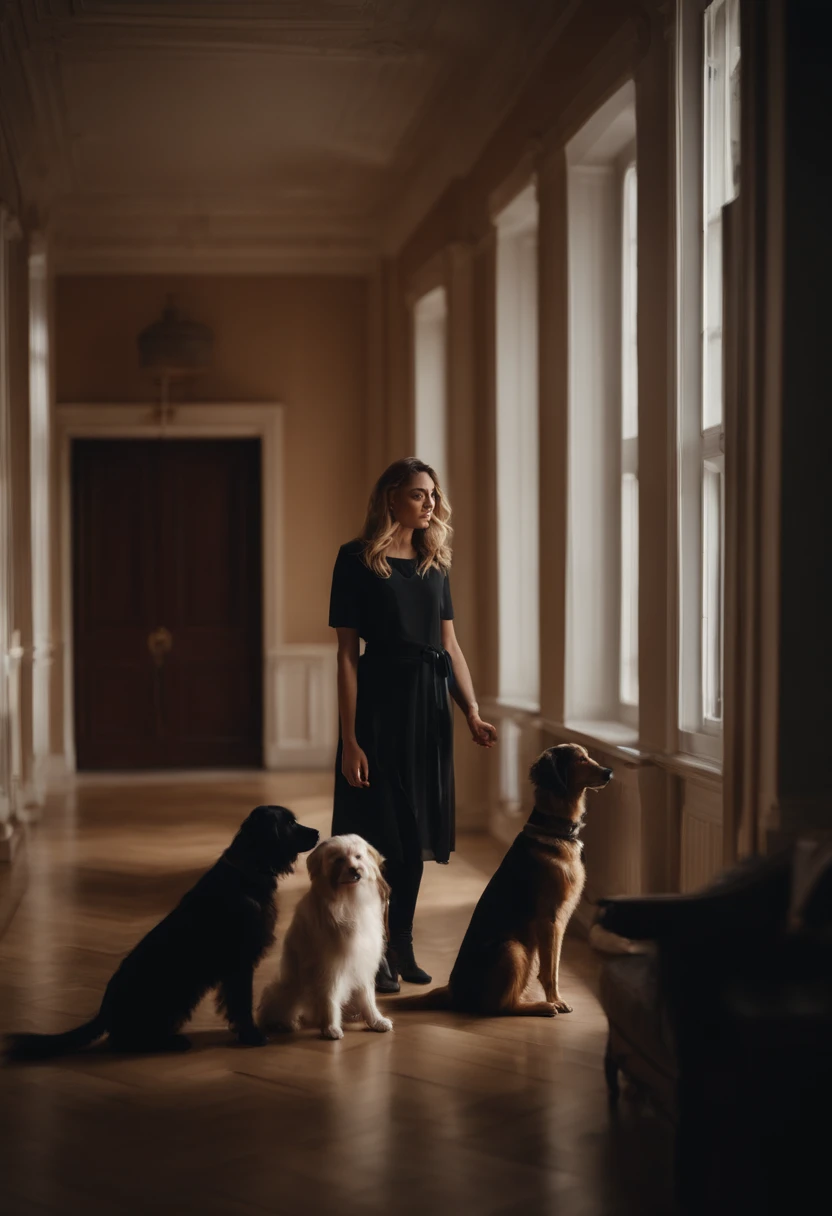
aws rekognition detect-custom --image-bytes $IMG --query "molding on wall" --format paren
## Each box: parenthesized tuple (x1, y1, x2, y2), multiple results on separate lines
(679, 779, 723, 892)
(266, 643, 338, 771)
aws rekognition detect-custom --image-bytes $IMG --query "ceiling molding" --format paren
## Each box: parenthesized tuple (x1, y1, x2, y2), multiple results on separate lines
(53, 243, 377, 276)
(0, 0, 586, 269)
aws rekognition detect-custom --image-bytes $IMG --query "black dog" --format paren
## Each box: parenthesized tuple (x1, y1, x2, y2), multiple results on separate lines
(6, 805, 319, 1060)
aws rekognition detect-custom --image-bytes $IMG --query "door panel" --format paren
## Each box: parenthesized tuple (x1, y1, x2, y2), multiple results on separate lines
(73, 438, 263, 769)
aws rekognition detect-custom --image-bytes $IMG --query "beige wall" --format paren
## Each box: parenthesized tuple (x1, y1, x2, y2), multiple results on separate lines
(55, 275, 369, 646)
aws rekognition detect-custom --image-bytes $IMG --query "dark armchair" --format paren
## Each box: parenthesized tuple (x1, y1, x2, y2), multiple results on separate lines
(596, 850, 832, 1214)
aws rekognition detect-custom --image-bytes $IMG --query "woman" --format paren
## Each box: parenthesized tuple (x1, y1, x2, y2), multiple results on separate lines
(329, 457, 497, 993)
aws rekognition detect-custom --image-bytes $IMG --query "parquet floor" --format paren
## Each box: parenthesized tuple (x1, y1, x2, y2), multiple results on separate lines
(0, 773, 674, 1216)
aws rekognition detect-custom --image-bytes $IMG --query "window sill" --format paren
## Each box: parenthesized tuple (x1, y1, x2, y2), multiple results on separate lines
(493, 696, 540, 716)
(651, 750, 723, 790)
(539, 718, 642, 766)
(678, 728, 723, 766)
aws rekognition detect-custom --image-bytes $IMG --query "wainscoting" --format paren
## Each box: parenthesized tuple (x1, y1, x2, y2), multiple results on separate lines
(266, 644, 338, 770)
(679, 778, 724, 892)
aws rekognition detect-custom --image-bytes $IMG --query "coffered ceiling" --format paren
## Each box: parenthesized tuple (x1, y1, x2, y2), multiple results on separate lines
(0, 0, 576, 272)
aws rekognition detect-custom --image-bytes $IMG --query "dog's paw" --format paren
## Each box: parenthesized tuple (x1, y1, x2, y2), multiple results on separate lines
(237, 1026, 269, 1048)
(367, 1016, 393, 1033)
(270, 1018, 300, 1034)
(321, 1025, 344, 1041)
(552, 999, 573, 1014)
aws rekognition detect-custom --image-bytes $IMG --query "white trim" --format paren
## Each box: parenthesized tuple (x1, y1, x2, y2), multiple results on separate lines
(55, 402, 286, 772)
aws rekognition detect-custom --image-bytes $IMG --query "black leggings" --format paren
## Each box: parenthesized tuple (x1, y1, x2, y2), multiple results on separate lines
(385, 811, 424, 943)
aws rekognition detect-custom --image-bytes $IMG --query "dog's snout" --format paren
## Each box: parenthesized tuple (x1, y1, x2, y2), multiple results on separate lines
(347, 866, 362, 881)
(602, 768, 613, 783)
(299, 826, 320, 852)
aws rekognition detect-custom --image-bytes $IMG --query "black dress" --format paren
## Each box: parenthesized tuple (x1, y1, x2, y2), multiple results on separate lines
(329, 539, 455, 865)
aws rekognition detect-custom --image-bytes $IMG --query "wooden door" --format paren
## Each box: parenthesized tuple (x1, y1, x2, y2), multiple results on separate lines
(73, 439, 262, 769)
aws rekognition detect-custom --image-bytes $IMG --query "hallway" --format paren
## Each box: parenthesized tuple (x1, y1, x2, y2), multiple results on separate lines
(0, 774, 673, 1216)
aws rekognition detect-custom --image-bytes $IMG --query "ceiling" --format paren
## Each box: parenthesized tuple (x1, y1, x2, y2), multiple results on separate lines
(0, 0, 575, 273)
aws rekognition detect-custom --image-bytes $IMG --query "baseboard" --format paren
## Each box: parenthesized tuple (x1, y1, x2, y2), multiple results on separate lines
(488, 805, 524, 848)
(455, 801, 489, 834)
(266, 746, 335, 771)
(0, 827, 28, 940)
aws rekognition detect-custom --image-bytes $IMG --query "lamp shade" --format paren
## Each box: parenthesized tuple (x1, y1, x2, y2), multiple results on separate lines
(138, 299, 213, 378)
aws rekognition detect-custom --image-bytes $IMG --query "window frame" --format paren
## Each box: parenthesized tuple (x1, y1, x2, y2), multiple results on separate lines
(676, 0, 739, 765)
(619, 157, 639, 726)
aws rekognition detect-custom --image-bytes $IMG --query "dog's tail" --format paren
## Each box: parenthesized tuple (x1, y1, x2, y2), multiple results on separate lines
(5, 1011, 107, 1062)
(393, 985, 453, 1012)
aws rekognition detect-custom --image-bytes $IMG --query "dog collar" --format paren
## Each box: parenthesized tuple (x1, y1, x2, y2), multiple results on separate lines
(523, 808, 585, 843)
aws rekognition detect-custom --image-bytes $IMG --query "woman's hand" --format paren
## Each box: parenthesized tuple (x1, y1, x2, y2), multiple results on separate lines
(467, 711, 497, 749)
(342, 739, 370, 788)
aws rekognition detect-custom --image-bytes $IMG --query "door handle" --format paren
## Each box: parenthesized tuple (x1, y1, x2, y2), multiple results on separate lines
(147, 626, 173, 667)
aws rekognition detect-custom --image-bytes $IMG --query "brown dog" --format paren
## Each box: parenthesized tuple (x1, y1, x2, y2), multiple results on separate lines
(396, 744, 612, 1017)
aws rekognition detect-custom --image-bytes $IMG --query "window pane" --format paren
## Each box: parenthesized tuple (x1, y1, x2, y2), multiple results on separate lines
(495, 190, 539, 707)
(413, 287, 448, 491)
(620, 472, 639, 707)
(702, 0, 740, 433)
(621, 164, 638, 441)
(702, 460, 724, 721)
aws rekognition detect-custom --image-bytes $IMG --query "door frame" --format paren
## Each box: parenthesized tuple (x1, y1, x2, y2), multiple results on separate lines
(57, 403, 283, 773)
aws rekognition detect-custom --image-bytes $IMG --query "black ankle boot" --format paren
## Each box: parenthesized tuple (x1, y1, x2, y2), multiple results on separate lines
(389, 936, 432, 985)
(375, 950, 400, 994)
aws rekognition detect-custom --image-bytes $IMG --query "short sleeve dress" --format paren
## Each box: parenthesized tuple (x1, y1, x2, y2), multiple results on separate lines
(329, 539, 455, 865)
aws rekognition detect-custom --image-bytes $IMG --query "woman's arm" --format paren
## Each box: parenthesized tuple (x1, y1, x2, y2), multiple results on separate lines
(441, 620, 497, 748)
(335, 627, 370, 787)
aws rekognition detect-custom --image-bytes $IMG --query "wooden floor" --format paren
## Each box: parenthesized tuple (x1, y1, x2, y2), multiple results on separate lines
(0, 773, 674, 1216)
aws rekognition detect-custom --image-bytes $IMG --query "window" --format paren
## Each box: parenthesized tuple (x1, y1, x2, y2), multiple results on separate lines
(677, 0, 740, 759)
(412, 287, 448, 490)
(620, 163, 639, 713)
(565, 82, 638, 734)
(495, 184, 539, 710)
(28, 236, 53, 794)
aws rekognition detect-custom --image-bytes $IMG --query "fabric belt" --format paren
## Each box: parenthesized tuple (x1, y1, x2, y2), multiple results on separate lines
(362, 643, 453, 709)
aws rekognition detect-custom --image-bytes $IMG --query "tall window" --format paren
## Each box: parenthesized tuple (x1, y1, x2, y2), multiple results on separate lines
(677, 0, 740, 759)
(412, 287, 448, 490)
(29, 237, 52, 795)
(495, 184, 539, 709)
(620, 164, 639, 713)
(701, 0, 739, 724)
(565, 82, 638, 732)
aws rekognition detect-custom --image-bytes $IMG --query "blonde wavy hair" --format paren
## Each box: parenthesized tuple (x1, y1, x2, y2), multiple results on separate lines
(360, 458, 453, 578)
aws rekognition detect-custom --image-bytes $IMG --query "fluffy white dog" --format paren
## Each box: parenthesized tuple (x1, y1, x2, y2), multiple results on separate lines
(258, 834, 393, 1040)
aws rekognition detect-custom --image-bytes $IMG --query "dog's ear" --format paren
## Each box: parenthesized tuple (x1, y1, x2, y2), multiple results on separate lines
(529, 747, 571, 797)
(365, 843, 386, 874)
(306, 842, 327, 881)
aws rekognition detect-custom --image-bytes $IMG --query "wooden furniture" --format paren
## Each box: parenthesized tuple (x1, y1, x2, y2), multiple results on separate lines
(598, 850, 832, 1214)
